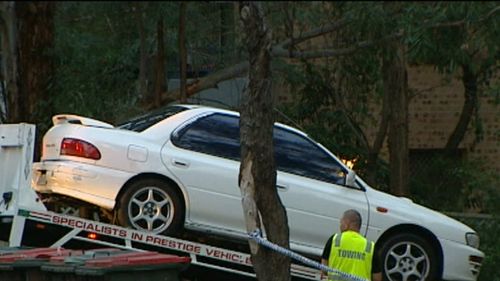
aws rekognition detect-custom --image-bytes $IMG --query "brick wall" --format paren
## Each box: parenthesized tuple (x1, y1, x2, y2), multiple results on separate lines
(407, 65, 500, 173)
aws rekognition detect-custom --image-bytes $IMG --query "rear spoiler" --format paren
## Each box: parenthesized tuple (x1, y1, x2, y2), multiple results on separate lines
(52, 114, 114, 128)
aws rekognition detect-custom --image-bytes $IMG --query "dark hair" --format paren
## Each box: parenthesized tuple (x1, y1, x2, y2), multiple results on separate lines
(343, 209, 362, 230)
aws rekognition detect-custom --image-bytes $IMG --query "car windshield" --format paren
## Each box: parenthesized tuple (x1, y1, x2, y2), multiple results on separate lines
(117, 105, 189, 132)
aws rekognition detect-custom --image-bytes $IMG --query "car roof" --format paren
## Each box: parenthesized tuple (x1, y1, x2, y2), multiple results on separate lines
(180, 105, 310, 138)
(117, 103, 310, 140)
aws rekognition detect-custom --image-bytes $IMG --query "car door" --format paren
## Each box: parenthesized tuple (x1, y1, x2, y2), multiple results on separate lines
(162, 113, 245, 233)
(272, 126, 369, 251)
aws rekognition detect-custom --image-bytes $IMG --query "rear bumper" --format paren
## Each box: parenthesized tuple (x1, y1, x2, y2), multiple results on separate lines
(440, 237, 484, 281)
(32, 161, 131, 210)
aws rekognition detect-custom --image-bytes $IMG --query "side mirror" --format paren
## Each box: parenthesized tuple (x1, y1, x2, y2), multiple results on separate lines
(345, 169, 356, 187)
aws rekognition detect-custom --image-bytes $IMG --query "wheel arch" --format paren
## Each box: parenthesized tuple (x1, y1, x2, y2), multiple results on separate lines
(375, 223, 444, 279)
(114, 173, 188, 221)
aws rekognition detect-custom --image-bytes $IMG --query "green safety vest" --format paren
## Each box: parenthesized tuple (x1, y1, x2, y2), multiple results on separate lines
(328, 231, 374, 281)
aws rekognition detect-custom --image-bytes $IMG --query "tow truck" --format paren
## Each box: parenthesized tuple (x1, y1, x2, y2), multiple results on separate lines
(0, 123, 323, 280)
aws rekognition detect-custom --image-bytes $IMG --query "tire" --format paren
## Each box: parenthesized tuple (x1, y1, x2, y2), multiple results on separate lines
(117, 179, 184, 235)
(379, 233, 439, 281)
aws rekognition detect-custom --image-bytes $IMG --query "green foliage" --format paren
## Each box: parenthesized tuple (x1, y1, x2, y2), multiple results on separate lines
(277, 48, 391, 191)
(407, 2, 500, 74)
(52, 2, 146, 125)
(410, 157, 500, 214)
(411, 156, 500, 280)
(278, 57, 374, 159)
(48, 2, 237, 130)
(451, 214, 500, 281)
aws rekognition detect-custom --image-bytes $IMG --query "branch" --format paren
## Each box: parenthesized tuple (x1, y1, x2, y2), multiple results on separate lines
(408, 83, 448, 100)
(273, 32, 403, 59)
(430, 5, 500, 28)
(275, 19, 349, 51)
(152, 30, 403, 109)
(154, 61, 249, 108)
(274, 6, 406, 52)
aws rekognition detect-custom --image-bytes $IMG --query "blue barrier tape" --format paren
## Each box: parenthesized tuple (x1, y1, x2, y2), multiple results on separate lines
(248, 230, 368, 281)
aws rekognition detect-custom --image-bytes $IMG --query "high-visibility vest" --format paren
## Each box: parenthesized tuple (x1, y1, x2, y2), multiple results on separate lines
(328, 231, 374, 281)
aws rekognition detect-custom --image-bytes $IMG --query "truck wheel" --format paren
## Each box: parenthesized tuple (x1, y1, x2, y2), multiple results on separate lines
(379, 233, 439, 281)
(117, 179, 183, 235)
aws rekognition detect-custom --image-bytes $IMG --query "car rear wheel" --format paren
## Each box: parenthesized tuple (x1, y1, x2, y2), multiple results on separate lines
(380, 233, 439, 281)
(117, 179, 183, 235)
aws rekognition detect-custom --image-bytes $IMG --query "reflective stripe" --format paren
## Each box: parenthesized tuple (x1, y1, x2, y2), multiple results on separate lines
(334, 233, 342, 247)
(365, 241, 373, 253)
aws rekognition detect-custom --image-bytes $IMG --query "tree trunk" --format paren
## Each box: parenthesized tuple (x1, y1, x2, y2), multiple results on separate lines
(0, 81, 6, 123)
(445, 63, 478, 151)
(365, 90, 390, 186)
(154, 18, 166, 108)
(132, 2, 151, 104)
(238, 3, 291, 281)
(15, 2, 55, 124)
(383, 41, 409, 197)
(136, 2, 148, 102)
(178, 2, 187, 103)
(0, 1, 19, 123)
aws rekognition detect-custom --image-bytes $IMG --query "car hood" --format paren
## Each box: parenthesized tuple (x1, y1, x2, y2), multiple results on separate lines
(366, 187, 475, 245)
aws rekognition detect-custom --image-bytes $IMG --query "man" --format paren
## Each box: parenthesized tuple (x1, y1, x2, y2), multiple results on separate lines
(321, 209, 382, 281)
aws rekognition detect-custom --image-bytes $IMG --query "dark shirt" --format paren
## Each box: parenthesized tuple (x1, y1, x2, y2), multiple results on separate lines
(322, 234, 381, 274)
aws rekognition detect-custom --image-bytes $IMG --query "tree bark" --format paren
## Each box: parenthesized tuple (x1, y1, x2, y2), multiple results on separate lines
(154, 18, 166, 108)
(365, 90, 390, 185)
(148, 61, 249, 110)
(445, 64, 478, 151)
(15, 2, 55, 123)
(383, 40, 410, 197)
(239, 2, 290, 281)
(178, 2, 187, 103)
(0, 1, 19, 123)
(136, 2, 148, 102)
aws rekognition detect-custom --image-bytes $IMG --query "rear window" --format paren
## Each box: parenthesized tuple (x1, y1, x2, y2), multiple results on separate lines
(117, 105, 188, 132)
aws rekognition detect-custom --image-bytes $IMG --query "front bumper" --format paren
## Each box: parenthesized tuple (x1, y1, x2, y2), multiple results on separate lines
(440, 237, 484, 281)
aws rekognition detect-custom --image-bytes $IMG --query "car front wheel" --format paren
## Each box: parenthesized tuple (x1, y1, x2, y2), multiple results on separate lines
(117, 179, 183, 235)
(380, 233, 439, 281)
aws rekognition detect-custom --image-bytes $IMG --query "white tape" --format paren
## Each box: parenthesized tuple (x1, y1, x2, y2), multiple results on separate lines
(248, 230, 368, 281)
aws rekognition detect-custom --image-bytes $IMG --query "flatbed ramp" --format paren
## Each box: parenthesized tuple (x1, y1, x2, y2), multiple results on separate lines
(8, 208, 321, 280)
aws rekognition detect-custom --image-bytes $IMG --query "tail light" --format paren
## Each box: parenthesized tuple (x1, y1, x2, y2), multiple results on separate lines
(60, 138, 101, 160)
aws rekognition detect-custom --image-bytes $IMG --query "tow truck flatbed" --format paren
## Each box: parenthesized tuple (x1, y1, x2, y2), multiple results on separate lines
(0, 123, 322, 280)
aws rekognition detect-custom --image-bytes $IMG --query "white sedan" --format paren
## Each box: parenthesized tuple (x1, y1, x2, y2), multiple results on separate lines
(33, 104, 484, 281)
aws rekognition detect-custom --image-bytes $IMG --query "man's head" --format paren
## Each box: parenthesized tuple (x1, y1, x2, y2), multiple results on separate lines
(340, 209, 362, 232)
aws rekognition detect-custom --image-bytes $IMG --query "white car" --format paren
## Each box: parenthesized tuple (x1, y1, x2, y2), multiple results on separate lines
(33, 104, 484, 281)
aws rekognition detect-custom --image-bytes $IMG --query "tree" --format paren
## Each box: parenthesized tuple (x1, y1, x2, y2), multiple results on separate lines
(154, 18, 166, 108)
(406, 2, 500, 151)
(238, 2, 290, 281)
(0, 1, 56, 124)
(383, 40, 409, 196)
(134, 2, 148, 102)
(178, 2, 187, 103)
(16, 2, 56, 123)
(0, 1, 19, 124)
(0, 1, 55, 161)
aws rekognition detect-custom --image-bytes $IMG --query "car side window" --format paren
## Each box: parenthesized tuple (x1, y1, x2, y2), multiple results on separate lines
(172, 113, 241, 161)
(274, 127, 346, 185)
(172, 113, 346, 185)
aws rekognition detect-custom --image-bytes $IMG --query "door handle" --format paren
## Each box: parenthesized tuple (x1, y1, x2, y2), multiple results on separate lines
(172, 159, 189, 168)
(276, 184, 288, 190)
